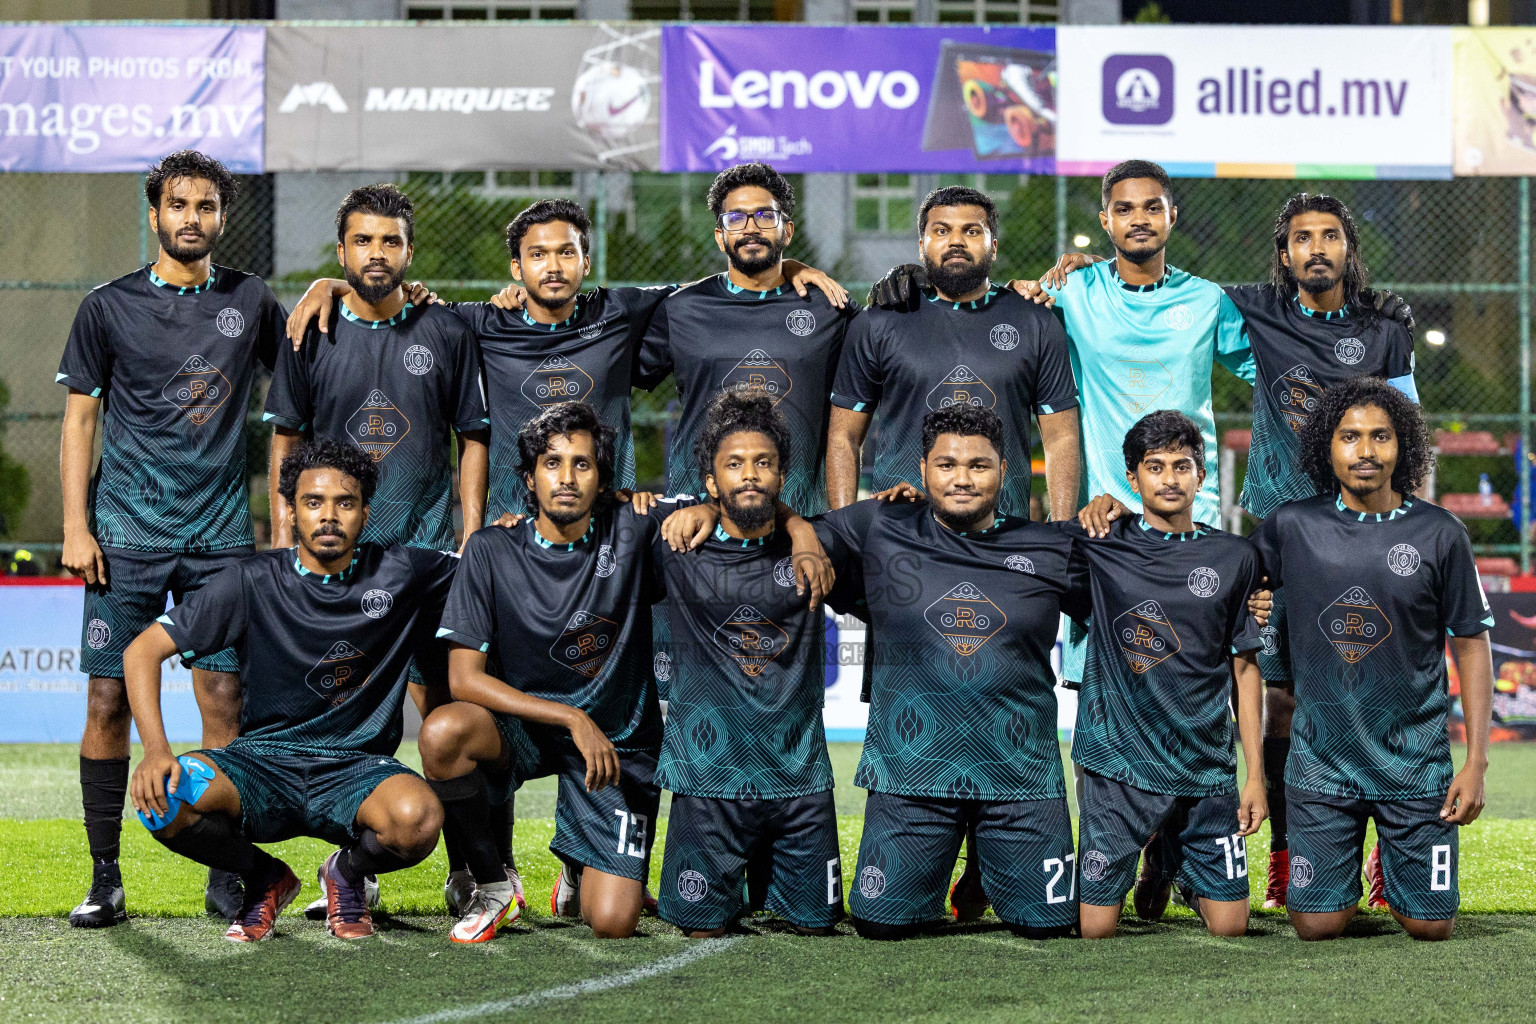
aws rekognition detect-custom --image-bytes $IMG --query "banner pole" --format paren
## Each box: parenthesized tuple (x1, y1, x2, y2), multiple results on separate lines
(594, 172, 609, 287)
(1055, 173, 1067, 259)
(1522, 176, 1532, 575)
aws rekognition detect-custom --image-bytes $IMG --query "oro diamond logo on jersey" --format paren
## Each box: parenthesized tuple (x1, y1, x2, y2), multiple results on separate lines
(990, 323, 1020, 351)
(305, 640, 373, 701)
(1188, 566, 1220, 598)
(924, 582, 1006, 657)
(1318, 586, 1392, 664)
(402, 344, 434, 376)
(714, 604, 789, 677)
(86, 618, 111, 650)
(1004, 554, 1035, 574)
(346, 390, 411, 462)
(521, 354, 593, 407)
(215, 307, 244, 338)
(360, 589, 394, 619)
(1271, 364, 1322, 434)
(858, 865, 886, 899)
(1387, 543, 1421, 577)
(551, 609, 618, 678)
(785, 309, 816, 336)
(773, 556, 796, 588)
(1115, 357, 1171, 414)
(677, 870, 708, 903)
(1080, 850, 1109, 882)
(1335, 337, 1366, 366)
(595, 544, 616, 578)
(162, 355, 232, 426)
(653, 651, 673, 683)
(722, 349, 792, 406)
(1163, 303, 1194, 331)
(1290, 855, 1314, 889)
(1115, 600, 1181, 674)
(927, 365, 997, 411)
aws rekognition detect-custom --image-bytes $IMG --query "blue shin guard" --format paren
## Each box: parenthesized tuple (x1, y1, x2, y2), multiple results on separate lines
(135, 756, 215, 831)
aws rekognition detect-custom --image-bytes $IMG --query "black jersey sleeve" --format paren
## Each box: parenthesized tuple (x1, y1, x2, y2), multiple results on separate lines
(1251, 511, 1284, 589)
(263, 319, 319, 431)
(634, 295, 675, 390)
(254, 286, 287, 373)
(57, 292, 112, 397)
(406, 547, 461, 688)
(1031, 309, 1080, 415)
(447, 326, 491, 435)
(437, 530, 496, 652)
(1439, 522, 1495, 637)
(1228, 543, 1265, 654)
(441, 300, 489, 334)
(1061, 528, 1094, 625)
(158, 562, 249, 661)
(829, 309, 883, 412)
(1383, 319, 1416, 381)
(816, 499, 882, 566)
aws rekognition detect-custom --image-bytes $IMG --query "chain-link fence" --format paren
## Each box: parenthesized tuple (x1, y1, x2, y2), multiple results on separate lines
(1, 171, 1530, 567)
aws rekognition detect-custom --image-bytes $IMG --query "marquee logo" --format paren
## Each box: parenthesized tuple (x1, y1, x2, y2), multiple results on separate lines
(278, 81, 349, 114)
(925, 582, 1006, 657)
(1318, 586, 1391, 663)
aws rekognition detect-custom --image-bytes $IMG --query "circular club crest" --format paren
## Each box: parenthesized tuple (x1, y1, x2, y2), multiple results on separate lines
(653, 651, 673, 683)
(677, 869, 709, 903)
(785, 309, 816, 337)
(1163, 303, 1194, 331)
(361, 589, 394, 619)
(1334, 337, 1366, 365)
(1387, 543, 1422, 577)
(773, 556, 797, 588)
(1004, 554, 1035, 575)
(1080, 849, 1110, 882)
(86, 618, 111, 650)
(1260, 623, 1279, 657)
(403, 345, 434, 376)
(1290, 855, 1315, 889)
(989, 323, 1020, 351)
(595, 544, 616, 578)
(858, 865, 886, 900)
(1188, 566, 1221, 598)
(580, 319, 606, 341)
(215, 308, 244, 338)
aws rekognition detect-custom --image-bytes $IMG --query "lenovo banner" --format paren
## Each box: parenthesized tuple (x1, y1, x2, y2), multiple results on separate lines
(660, 24, 1057, 173)
(1055, 25, 1453, 179)
(0, 24, 263, 173)
(265, 23, 660, 172)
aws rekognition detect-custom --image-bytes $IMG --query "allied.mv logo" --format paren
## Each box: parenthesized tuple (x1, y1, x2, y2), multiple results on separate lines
(306, 640, 373, 701)
(785, 309, 816, 336)
(925, 582, 1006, 657)
(162, 355, 232, 426)
(1188, 566, 1220, 598)
(1115, 600, 1181, 673)
(215, 308, 245, 338)
(522, 354, 593, 407)
(360, 589, 393, 619)
(1318, 586, 1392, 663)
(551, 609, 618, 678)
(1272, 365, 1322, 434)
(595, 544, 616, 578)
(402, 344, 433, 375)
(722, 349, 792, 406)
(347, 390, 411, 461)
(990, 323, 1020, 351)
(1387, 543, 1421, 577)
(1004, 554, 1035, 574)
(1335, 337, 1366, 365)
(927, 365, 997, 410)
(714, 604, 789, 677)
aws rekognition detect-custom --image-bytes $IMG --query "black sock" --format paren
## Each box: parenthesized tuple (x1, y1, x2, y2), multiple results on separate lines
(1263, 736, 1291, 851)
(80, 756, 129, 866)
(339, 830, 423, 885)
(158, 814, 274, 882)
(443, 817, 467, 874)
(430, 773, 506, 885)
(491, 795, 515, 871)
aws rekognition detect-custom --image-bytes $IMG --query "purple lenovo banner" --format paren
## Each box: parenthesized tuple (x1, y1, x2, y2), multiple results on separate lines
(661, 24, 1055, 173)
(0, 25, 264, 173)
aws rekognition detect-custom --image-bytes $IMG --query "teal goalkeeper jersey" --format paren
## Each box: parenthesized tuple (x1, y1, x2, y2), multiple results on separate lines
(1044, 262, 1253, 525)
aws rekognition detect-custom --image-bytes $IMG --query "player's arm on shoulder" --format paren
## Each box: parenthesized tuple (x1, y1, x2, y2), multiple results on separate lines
(867, 263, 927, 311)
(782, 258, 849, 308)
(1077, 492, 1130, 538)
(285, 277, 351, 348)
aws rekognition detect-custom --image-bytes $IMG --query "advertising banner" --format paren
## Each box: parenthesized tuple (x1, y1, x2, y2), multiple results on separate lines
(660, 25, 1057, 173)
(0, 24, 263, 173)
(1451, 28, 1536, 176)
(0, 582, 202, 744)
(265, 23, 660, 172)
(1462, 591, 1536, 740)
(1055, 25, 1453, 179)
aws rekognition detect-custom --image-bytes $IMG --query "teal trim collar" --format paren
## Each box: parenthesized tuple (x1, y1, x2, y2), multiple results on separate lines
(1335, 493, 1414, 522)
(712, 523, 773, 547)
(1137, 515, 1209, 541)
(341, 301, 413, 329)
(926, 284, 1001, 311)
(937, 511, 1004, 536)
(722, 273, 784, 299)
(1294, 293, 1348, 321)
(148, 265, 214, 295)
(530, 518, 594, 550)
(519, 292, 585, 331)
(293, 551, 359, 583)
(1110, 264, 1172, 293)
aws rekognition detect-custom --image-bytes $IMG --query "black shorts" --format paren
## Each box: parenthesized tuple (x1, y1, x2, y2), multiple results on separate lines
(1076, 770, 1250, 905)
(490, 712, 661, 882)
(849, 791, 1077, 930)
(199, 740, 417, 847)
(657, 790, 843, 932)
(1286, 785, 1459, 920)
(82, 545, 252, 677)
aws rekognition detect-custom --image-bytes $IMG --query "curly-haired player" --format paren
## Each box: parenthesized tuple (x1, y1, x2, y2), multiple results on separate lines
(1253, 377, 1494, 940)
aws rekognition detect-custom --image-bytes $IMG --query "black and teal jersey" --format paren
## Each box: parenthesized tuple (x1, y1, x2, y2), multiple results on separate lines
(1253, 495, 1493, 801)
(645, 496, 835, 800)
(636, 274, 860, 516)
(436, 502, 665, 752)
(1064, 516, 1264, 797)
(264, 302, 490, 551)
(830, 287, 1077, 519)
(158, 543, 458, 756)
(56, 265, 285, 552)
(817, 499, 1091, 802)
(448, 285, 675, 521)
(1226, 285, 1417, 519)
